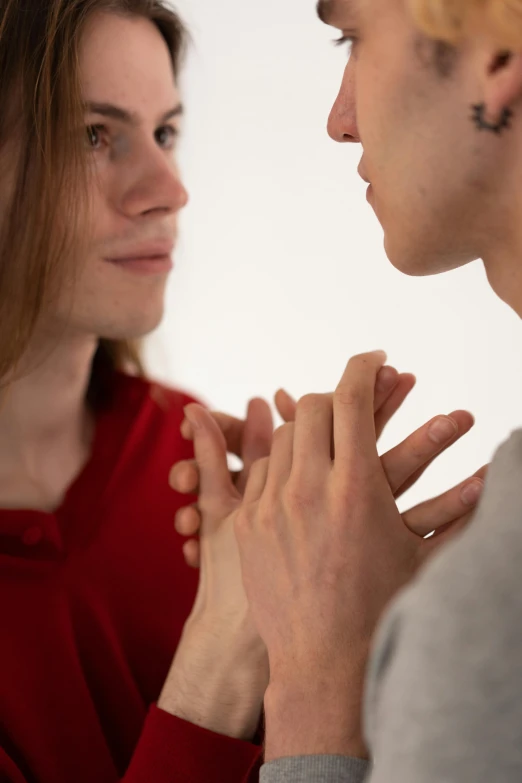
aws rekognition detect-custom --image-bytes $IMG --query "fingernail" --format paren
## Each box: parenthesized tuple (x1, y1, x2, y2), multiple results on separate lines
(428, 416, 458, 444)
(184, 406, 201, 430)
(376, 366, 398, 393)
(372, 350, 388, 362)
(461, 479, 484, 507)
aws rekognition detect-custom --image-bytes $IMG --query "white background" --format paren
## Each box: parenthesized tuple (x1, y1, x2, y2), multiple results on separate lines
(145, 0, 522, 510)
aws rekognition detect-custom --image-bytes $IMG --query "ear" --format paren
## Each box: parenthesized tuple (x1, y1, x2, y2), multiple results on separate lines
(483, 50, 522, 119)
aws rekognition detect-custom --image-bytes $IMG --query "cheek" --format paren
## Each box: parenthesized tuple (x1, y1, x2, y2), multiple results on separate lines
(355, 56, 400, 164)
(86, 165, 116, 240)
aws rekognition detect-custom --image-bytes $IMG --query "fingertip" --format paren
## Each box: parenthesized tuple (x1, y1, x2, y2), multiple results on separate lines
(366, 350, 387, 363)
(175, 505, 201, 536)
(170, 461, 199, 494)
(448, 409, 476, 432)
(275, 388, 297, 422)
(246, 396, 273, 424)
(182, 539, 201, 569)
(248, 396, 270, 408)
(375, 365, 399, 394)
(460, 478, 484, 507)
(184, 405, 201, 431)
(399, 373, 417, 388)
(180, 418, 193, 440)
(275, 388, 291, 400)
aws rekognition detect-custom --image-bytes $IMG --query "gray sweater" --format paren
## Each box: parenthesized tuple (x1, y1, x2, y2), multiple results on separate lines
(261, 430, 522, 783)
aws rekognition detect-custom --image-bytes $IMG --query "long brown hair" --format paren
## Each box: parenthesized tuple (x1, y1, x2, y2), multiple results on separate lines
(0, 0, 186, 408)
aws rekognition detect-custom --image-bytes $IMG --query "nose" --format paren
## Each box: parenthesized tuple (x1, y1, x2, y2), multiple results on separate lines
(119, 145, 189, 220)
(327, 62, 360, 144)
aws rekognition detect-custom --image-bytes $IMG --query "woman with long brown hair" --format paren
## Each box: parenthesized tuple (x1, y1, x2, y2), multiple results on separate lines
(0, 1, 275, 780)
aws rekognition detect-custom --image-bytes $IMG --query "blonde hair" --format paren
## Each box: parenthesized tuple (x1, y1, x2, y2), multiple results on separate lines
(409, 0, 522, 49)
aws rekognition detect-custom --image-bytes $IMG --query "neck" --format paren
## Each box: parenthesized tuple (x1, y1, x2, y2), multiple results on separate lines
(482, 227, 522, 318)
(0, 330, 98, 486)
(479, 155, 522, 317)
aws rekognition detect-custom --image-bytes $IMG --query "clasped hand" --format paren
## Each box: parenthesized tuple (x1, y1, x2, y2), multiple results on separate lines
(169, 353, 486, 751)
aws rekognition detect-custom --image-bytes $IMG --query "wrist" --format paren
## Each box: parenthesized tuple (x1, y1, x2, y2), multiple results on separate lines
(263, 664, 368, 761)
(159, 620, 268, 741)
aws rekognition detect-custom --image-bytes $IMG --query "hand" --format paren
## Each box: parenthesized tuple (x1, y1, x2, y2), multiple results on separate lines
(170, 393, 291, 568)
(170, 367, 419, 567)
(233, 352, 486, 760)
(160, 365, 419, 739)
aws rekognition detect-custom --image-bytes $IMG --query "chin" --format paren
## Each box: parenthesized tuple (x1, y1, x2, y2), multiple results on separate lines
(383, 232, 476, 278)
(93, 304, 165, 341)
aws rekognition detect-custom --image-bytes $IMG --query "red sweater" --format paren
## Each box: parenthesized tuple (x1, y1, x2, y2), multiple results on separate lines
(0, 372, 262, 782)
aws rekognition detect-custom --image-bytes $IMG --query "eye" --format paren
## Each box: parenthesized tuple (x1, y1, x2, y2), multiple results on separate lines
(333, 34, 358, 58)
(155, 125, 178, 150)
(86, 124, 107, 150)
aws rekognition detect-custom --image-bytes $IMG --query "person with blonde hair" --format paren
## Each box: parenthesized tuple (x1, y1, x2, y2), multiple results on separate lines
(0, 0, 488, 781)
(171, 0, 522, 780)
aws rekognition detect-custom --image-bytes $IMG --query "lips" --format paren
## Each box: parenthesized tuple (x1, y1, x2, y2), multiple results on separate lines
(104, 242, 174, 275)
(106, 255, 173, 275)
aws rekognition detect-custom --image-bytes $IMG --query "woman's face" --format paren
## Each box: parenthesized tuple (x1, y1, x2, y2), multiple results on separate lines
(55, 10, 188, 342)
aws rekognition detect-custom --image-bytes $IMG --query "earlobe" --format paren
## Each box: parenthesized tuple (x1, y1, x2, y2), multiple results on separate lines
(471, 103, 513, 134)
(481, 50, 522, 122)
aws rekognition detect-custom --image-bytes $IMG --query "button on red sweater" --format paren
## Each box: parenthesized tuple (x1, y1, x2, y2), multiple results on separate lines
(0, 371, 262, 783)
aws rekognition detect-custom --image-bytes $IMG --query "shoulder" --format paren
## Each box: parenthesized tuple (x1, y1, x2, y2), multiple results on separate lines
(112, 371, 205, 419)
(100, 372, 207, 465)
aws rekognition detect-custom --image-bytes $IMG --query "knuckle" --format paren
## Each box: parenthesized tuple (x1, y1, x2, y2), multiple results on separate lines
(297, 393, 324, 415)
(334, 385, 364, 409)
(283, 481, 313, 516)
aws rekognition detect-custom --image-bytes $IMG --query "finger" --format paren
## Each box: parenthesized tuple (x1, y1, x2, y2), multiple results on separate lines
(333, 351, 387, 469)
(182, 411, 245, 455)
(169, 460, 200, 495)
(373, 366, 400, 416)
(386, 410, 475, 498)
(183, 404, 240, 510)
(291, 394, 334, 482)
(243, 456, 270, 504)
(182, 538, 201, 569)
(175, 505, 201, 537)
(237, 398, 274, 494)
(425, 511, 474, 550)
(275, 389, 298, 423)
(374, 374, 416, 440)
(403, 465, 487, 537)
(265, 423, 295, 494)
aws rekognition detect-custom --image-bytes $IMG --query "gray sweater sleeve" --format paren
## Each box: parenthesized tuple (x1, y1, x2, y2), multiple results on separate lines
(260, 756, 368, 783)
(259, 429, 522, 783)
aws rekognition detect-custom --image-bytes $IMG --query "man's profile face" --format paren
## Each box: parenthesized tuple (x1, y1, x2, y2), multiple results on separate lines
(54, 10, 188, 342)
(321, 0, 508, 277)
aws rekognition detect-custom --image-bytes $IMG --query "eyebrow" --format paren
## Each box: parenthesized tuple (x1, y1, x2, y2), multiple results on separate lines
(316, 0, 357, 24)
(316, 0, 334, 22)
(84, 102, 183, 125)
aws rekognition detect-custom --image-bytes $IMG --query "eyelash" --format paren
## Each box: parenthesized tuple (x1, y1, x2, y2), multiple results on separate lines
(86, 123, 179, 151)
(333, 34, 358, 57)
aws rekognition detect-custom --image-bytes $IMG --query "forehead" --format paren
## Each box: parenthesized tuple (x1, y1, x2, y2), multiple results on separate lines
(79, 12, 178, 107)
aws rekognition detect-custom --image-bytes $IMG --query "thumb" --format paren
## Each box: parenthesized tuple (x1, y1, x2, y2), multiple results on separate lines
(184, 404, 240, 511)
